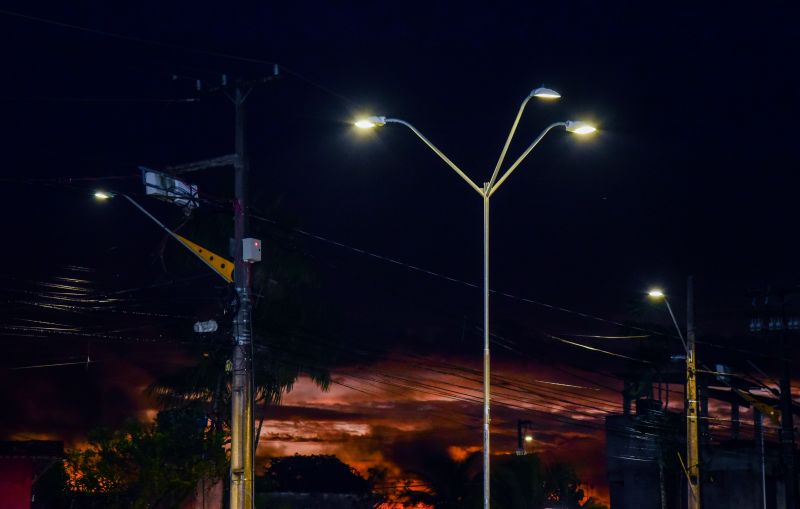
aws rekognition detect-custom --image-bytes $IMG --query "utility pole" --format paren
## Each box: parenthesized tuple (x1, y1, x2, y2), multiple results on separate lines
(230, 84, 255, 509)
(755, 409, 768, 509)
(749, 287, 798, 509)
(175, 70, 275, 509)
(779, 295, 796, 509)
(686, 276, 701, 509)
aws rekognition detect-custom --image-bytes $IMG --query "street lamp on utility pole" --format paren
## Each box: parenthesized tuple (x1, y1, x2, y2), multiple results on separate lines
(355, 87, 595, 509)
(516, 420, 533, 456)
(648, 279, 700, 509)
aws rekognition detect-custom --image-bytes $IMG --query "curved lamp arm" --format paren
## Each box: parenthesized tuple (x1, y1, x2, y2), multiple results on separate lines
(488, 122, 566, 197)
(487, 95, 534, 191)
(100, 191, 233, 282)
(385, 118, 483, 195)
(663, 297, 689, 354)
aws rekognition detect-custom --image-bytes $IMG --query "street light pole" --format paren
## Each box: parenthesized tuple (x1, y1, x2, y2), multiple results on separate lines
(482, 181, 490, 506)
(355, 95, 595, 509)
(648, 280, 700, 509)
(685, 276, 700, 509)
(516, 420, 533, 455)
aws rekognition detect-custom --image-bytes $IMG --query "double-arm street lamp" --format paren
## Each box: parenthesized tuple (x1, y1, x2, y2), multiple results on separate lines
(355, 87, 596, 509)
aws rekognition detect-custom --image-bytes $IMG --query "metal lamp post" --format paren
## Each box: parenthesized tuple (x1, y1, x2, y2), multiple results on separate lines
(356, 89, 595, 508)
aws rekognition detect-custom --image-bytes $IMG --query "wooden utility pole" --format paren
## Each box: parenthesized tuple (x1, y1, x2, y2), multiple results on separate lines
(686, 276, 701, 509)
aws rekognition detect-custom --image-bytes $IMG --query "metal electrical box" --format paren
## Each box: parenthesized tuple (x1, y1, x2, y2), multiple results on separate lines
(243, 238, 262, 262)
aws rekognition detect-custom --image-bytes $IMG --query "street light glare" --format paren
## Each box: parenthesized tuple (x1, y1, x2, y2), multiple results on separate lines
(648, 289, 665, 299)
(94, 191, 112, 200)
(565, 121, 597, 135)
(531, 86, 561, 99)
(354, 119, 376, 129)
(524, 434, 534, 443)
(354, 116, 386, 129)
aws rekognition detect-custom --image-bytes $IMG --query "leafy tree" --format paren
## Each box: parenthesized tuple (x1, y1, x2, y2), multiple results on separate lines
(491, 454, 545, 509)
(400, 450, 482, 509)
(65, 404, 225, 508)
(255, 455, 385, 509)
(260, 454, 371, 494)
(400, 452, 607, 509)
(542, 462, 590, 509)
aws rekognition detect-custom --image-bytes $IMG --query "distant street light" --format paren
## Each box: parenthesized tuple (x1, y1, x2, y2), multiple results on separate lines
(355, 86, 596, 509)
(516, 419, 534, 455)
(94, 191, 113, 200)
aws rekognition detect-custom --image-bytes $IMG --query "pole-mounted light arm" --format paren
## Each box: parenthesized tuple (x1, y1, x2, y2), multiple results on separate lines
(96, 191, 233, 282)
(114, 192, 180, 240)
(385, 118, 484, 195)
(664, 297, 689, 354)
(487, 95, 535, 191)
(489, 122, 566, 197)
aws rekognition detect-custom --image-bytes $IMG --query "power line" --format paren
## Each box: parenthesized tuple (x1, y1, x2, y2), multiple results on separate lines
(0, 8, 354, 106)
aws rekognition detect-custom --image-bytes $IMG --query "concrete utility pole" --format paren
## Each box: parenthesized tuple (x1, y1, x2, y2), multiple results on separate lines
(779, 296, 796, 509)
(686, 276, 701, 509)
(230, 85, 255, 509)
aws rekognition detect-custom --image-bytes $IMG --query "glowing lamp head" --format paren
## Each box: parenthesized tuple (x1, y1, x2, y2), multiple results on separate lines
(524, 434, 534, 443)
(648, 289, 665, 299)
(354, 116, 386, 129)
(94, 191, 113, 200)
(531, 86, 561, 100)
(565, 121, 597, 135)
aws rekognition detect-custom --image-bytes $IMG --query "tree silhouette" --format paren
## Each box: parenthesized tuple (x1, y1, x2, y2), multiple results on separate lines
(65, 404, 226, 508)
(400, 451, 608, 509)
(261, 455, 371, 494)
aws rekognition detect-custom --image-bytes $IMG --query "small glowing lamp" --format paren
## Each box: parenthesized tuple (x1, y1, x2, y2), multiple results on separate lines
(648, 289, 665, 299)
(94, 191, 113, 200)
(354, 116, 386, 129)
(565, 121, 597, 135)
(524, 434, 534, 443)
(531, 86, 561, 99)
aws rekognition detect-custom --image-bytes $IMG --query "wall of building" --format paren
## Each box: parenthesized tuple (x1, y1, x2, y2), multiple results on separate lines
(0, 458, 33, 509)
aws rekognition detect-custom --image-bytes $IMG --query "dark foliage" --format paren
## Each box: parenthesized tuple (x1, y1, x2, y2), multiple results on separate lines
(260, 454, 372, 494)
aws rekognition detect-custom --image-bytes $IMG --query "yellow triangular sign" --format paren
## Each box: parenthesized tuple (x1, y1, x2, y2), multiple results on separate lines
(174, 234, 234, 283)
(736, 389, 781, 425)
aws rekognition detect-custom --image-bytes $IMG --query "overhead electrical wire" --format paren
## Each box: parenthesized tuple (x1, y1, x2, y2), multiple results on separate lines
(0, 8, 354, 107)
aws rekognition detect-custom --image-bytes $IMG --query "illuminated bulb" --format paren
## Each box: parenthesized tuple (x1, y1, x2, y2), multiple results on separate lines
(354, 116, 386, 129)
(565, 121, 597, 135)
(94, 191, 112, 200)
(648, 289, 665, 299)
(524, 435, 534, 443)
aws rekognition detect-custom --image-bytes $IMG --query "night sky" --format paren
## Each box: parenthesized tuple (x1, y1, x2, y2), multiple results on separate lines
(1, 2, 800, 505)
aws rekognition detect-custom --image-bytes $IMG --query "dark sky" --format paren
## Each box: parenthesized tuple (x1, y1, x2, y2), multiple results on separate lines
(1, 2, 800, 504)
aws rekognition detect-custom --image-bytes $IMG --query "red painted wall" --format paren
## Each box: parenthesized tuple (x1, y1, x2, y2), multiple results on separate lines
(0, 458, 32, 509)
